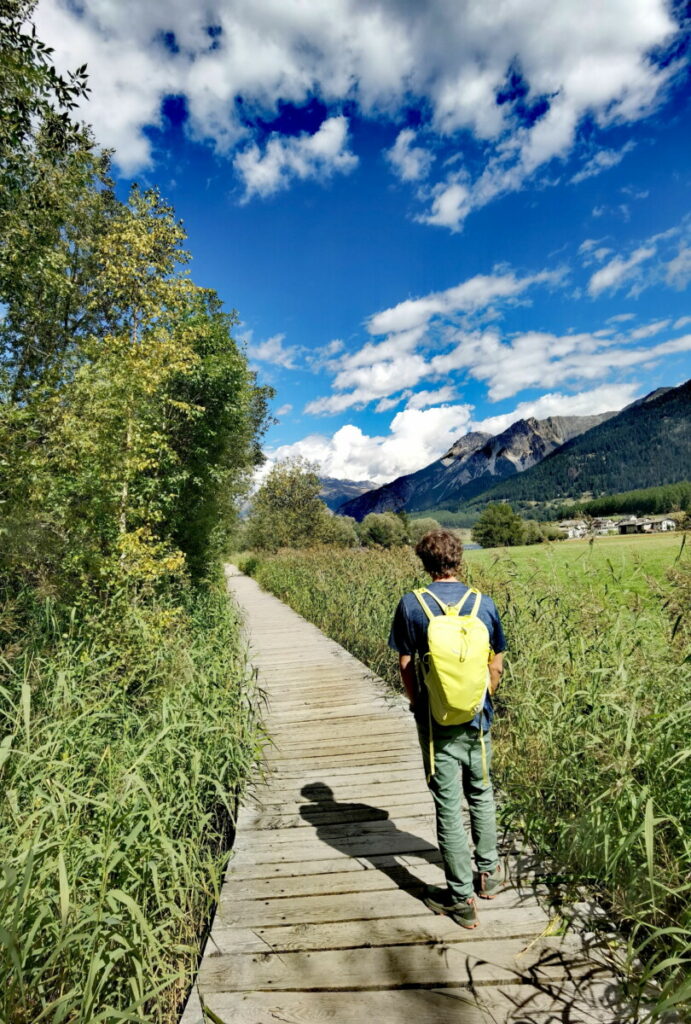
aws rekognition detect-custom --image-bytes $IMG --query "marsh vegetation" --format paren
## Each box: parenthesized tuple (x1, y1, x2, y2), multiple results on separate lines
(243, 533, 690, 1018)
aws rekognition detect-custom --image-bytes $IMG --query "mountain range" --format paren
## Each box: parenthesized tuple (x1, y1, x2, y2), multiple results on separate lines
(337, 380, 691, 519)
(319, 476, 375, 511)
(338, 412, 614, 520)
(468, 380, 690, 506)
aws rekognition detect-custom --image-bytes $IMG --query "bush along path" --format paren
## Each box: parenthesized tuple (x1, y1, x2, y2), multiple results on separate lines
(182, 564, 632, 1024)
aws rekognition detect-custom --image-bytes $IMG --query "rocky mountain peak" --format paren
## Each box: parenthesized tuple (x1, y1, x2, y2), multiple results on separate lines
(441, 431, 492, 465)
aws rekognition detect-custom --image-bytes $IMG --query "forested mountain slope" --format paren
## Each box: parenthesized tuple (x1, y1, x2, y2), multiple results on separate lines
(470, 379, 691, 504)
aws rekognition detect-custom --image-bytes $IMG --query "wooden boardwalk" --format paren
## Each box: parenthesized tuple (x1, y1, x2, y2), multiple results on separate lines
(182, 567, 629, 1024)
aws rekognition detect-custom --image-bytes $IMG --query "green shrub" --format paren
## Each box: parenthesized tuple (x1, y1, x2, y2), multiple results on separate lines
(358, 512, 409, 548)
(471, 502, 524, 547)
(322, 513, 360, 546)
(408, 517, 442, 544)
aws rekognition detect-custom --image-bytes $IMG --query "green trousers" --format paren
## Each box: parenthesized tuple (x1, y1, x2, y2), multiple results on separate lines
(417, 717, 499, 901)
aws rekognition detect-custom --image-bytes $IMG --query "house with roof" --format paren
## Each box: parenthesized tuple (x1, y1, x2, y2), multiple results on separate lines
(617, 516, 676, 534)
(649, 516, 676, 532)
(591, 517, 617, 535)
(559, 518, 589, 539)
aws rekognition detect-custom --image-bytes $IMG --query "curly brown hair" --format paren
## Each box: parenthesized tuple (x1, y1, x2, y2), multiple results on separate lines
(415, 530, 463, 576)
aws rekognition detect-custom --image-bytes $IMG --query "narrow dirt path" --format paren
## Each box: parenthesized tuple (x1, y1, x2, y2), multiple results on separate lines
(183, 566, 627, 1023)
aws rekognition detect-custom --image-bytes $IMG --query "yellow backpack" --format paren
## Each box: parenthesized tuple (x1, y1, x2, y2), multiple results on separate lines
(413, 587, 491, 780)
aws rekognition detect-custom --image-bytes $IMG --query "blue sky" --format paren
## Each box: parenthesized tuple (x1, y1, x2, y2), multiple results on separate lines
(37, 0, 691, 483)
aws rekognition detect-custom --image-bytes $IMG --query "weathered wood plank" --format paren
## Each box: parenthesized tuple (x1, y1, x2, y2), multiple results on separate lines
(241, 800, 432, 829)
(262, 738, 414, 760)
(200, 983, 629, 1024)
(229, 827, 439, 865)
(249, 762, 424, 786)
(224, 850, 449, 882)
(209, 904, 550, 955)
(237, 813, 436, 849)
(219, 881, 546, 921)
(197, 935, 590, 993)
(221, 861, 445, 900)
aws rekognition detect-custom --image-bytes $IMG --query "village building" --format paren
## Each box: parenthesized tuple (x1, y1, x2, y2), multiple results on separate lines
(617, 516, 676, 535)
(650, 516, 676, 531)
(558, 518, 589, 539)
(591, 517, 617, 535)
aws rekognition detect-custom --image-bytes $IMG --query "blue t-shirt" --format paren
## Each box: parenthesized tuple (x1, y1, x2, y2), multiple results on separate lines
(388, 580, 506, 731)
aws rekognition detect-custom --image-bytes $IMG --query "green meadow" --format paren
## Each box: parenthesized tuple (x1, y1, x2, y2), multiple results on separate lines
(465, 532, 686, 592)
(243, 532, 691, 1018)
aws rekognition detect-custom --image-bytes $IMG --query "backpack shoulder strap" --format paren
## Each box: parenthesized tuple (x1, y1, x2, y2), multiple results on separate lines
(413, 588, 448, 620)
(447, 587, 483, 617)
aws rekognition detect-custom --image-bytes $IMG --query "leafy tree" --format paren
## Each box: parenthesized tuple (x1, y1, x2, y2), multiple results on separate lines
(0, 0, 89, 206)
(408, 517, 442, 544)
(246, 458, 335, 551)
(321, 514, 360, 547)
(1, 0, 94, 328)
(471, 503, 524, 548)
(521, 519, 544, 545)
(1, 182, 270, 594)
(358, 512, 409, 548)
(164, 290, 272, 576)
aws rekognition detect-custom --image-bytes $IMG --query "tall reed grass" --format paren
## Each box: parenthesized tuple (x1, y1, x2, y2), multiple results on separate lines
(246, 541, 690, 1019)
(0, 583, 261, 1023)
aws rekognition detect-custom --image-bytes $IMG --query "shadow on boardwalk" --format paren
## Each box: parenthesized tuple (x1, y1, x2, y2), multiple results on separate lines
(297, 781, 632, 1022)
(299, 781, 441, 903)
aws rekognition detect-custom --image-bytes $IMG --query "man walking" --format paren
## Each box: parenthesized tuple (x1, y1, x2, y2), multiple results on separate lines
(389, 529, 506, 929)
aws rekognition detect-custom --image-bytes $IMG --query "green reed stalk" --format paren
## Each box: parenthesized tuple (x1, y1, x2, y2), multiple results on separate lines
(0, 583, 261, 1023)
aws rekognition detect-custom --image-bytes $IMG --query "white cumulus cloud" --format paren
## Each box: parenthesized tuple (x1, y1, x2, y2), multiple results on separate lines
(666, 246, 691, 290)
(34, 0, 681, 223)
(386, 129, 434, 181)
(570, 142, 635, 184)
(367, 269, 557, 336)
(588, 245, 656, 297)
(249, 333, 301, 368)
(471, 383, 640, 435)
(267, 403, 474, 484)
(234, 116, 358, 200)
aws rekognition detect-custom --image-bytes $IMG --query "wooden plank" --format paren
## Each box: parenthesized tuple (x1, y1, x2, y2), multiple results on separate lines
(224, 850, 449, 882)
(210, 904, 550, 955)
(237, 812, 436, 847)
(199, 987, 493, 1024)
(264, 704, 404, 724)
(229, 827, 439, 865)
(264, 752, 421, 770)
(266, 716, 406, 737)
(257, 670, 375, 686)
(244, 783, 430, 813)
(242, 800, 432, 829)
(264, 729, 412, 749)
(263, 740, 416, 762)
(200, 982, 628, 1024)
(222, 861, 445, 900)
(217, 888, 553, 933)
(248, 763, 424, 786)
(197, 935, 590, 993)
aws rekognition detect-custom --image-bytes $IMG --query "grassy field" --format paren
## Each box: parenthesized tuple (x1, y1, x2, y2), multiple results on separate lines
(242, 533, 690, 1019)
(466, 532, 686, 590)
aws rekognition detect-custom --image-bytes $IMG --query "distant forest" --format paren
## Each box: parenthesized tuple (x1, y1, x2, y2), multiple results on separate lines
(419, 480, 691, 528)
(556, 481, 691, 519)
